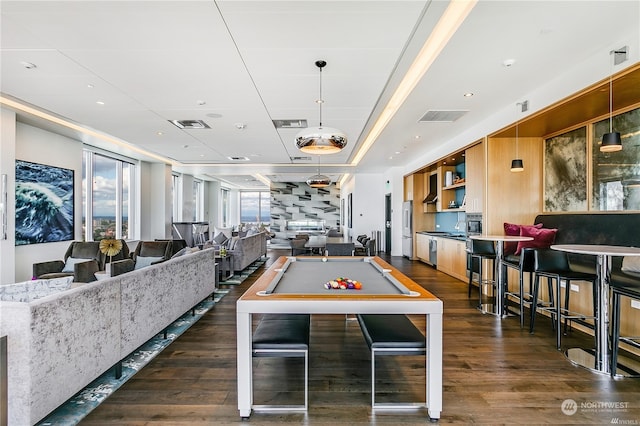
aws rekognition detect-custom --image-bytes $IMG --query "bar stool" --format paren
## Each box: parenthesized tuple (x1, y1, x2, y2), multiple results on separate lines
(610, 271, 640, 376)
(502, 247, 536, 328)
(530, 249, 597, 350)
(467, 239, 496, 309)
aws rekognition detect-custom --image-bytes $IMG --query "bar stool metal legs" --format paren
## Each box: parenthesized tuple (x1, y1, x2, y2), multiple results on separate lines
(467, 239, 497, 312)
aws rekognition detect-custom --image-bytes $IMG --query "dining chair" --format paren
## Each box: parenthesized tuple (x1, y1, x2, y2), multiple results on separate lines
(325, 242, 355, 256)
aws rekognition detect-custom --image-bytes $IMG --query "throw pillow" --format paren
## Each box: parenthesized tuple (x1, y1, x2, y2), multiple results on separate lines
(214, 227, 233, 239)
(134, 256, 163, 270)
(621, 256, 640, 273)
(171, 247, 189, 259)
(228, 236, 240, 251)
(213, 232, 228, 245)
(62, 257, 90, 273)
(503, 222, 543, 256)
(515, 226, 558, 256)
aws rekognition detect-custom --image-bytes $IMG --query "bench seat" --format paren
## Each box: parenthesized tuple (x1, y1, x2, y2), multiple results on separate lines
(356, 314, 426, 409)
(252, 314, 310, 411)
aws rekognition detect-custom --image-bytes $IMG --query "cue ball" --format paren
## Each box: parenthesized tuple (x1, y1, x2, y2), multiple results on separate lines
(322, 257, 328, 262)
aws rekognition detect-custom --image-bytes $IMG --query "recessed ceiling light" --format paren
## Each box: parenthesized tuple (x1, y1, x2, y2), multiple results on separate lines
(415, 135, 421, 139)
(183, 144, 189, 148)
(96, 101, 105, 105)
(157, 131, 163, 136)
(235, 123, 246, 130)
(395, 151, 401, 155)
(463, 92, 474, 97)
(197, 100, 206, 106)
(87, 84, 94, 89)
(20, 61, 37, 69)
(502, 59, 516, 67)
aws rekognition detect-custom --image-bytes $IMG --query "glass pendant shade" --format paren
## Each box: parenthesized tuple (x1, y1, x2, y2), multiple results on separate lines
(510, 159, 524, 172)
(306, 173, 331, 188)
(600, 131, 622, 152)
(295, 127, 347, 154)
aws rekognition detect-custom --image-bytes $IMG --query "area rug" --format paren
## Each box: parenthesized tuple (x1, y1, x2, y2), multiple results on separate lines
(37, 289, 230, 426)
(220, 258, 266, 285)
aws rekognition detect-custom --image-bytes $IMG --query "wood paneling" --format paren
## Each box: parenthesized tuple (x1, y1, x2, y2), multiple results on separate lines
(485, 136, 543, 234)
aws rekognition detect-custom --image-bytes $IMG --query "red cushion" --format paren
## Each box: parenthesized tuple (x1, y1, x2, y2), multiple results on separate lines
(503, 222, 542, 256)
(515, 226, 558, 256)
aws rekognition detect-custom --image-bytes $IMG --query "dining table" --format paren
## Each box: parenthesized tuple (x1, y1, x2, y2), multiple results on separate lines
(551, 244, 640, 375)
(469, 235, 533, 318)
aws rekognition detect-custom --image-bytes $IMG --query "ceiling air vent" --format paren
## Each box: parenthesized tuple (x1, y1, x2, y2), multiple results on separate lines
(168, 119, 210, 129)
(227, 156, 250, 161)
(273, 119, 308, 129)
(290, 156, 312, 162)
(419, 110, 468, 123)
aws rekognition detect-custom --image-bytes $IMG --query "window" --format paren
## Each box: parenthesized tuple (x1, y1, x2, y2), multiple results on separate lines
(172, 173, 181, 222)
(221, 188, 229, 227)
(240, 191, 270, 225)
(82, 151, 135, 241)
(193, 179, 202, 221)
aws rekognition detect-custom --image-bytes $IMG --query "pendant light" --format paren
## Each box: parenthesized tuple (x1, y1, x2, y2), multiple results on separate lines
(600, 50, 622, 153)
(306, 156, 331, 188)
(295, 60, 347, 154)
(510, 102, 524, 172)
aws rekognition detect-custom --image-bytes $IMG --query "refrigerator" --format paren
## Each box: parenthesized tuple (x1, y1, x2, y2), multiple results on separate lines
(402, 201, 413, 258)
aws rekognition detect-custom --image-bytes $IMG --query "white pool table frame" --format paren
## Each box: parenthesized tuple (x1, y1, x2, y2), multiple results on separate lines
(236, 256, 443, 421)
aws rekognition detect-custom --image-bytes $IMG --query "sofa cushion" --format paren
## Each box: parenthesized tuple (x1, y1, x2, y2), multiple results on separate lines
(504, 222, 542, 256)
(621, 256, 640, 273)
(135, 256, 163, 270)
(515, 226, 557, 256)
(62, 257, 90, 273)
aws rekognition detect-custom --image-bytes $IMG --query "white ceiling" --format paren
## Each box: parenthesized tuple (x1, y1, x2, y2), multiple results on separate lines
(2, 1, 639, 189)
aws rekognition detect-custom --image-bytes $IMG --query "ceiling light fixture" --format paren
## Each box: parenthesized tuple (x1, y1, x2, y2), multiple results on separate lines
(306, 156, 331, 188)
(600, 49, 625, 153)
(350, 0, 477, 166)
(295, 60, 347, 154)
(510, 102, 524, 172)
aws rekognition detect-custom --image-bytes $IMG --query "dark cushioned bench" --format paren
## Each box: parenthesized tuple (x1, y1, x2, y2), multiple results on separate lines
(356, 314, 426, 409)
(252, 314, 310, 411)
(533, 213, 640, 274)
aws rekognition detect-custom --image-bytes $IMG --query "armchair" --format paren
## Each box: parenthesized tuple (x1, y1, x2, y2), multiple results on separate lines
(111, 240, 172, 277)
(33, 241, 103, 283)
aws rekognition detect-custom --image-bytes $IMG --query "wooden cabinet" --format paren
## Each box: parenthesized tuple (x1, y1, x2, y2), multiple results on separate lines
(436, 237, 468, 281)
(415, 233, 430, 261)
(465, 142, 484, 213)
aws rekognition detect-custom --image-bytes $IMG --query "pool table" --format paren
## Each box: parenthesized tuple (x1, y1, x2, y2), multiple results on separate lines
(236, 256, 443, 420)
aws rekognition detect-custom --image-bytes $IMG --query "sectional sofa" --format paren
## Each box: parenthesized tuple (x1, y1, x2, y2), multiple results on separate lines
(0, 248, 217, 426)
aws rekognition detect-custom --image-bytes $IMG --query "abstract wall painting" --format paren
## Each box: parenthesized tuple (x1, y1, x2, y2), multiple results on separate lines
(15, 160, 74, 245)
(543, 127, 588, 212)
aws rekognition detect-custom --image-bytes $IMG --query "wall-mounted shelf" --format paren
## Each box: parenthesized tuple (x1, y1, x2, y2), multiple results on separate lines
(442, 182, 466, 191)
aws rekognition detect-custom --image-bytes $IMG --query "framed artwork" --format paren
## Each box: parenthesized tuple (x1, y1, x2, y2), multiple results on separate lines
(544, 127, 587, 211)
(15, 160, 74, 245)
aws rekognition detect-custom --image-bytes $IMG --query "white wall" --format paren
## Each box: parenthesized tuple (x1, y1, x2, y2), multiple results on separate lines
(0, 108, 17, 284)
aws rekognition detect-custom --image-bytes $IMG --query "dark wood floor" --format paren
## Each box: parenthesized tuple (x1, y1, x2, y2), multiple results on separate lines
(80, 250, 640, 425)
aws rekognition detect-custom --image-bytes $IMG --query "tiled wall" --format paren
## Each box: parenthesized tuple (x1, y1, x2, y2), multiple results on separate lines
(270, 182, 340, 241)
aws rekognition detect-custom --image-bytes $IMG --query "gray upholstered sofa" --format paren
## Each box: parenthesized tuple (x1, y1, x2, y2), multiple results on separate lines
(0, 248, 217, 426)
(227, 231, 267, 272)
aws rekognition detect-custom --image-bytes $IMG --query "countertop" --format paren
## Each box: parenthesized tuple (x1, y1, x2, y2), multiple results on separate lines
(416, 231, 468, 241)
